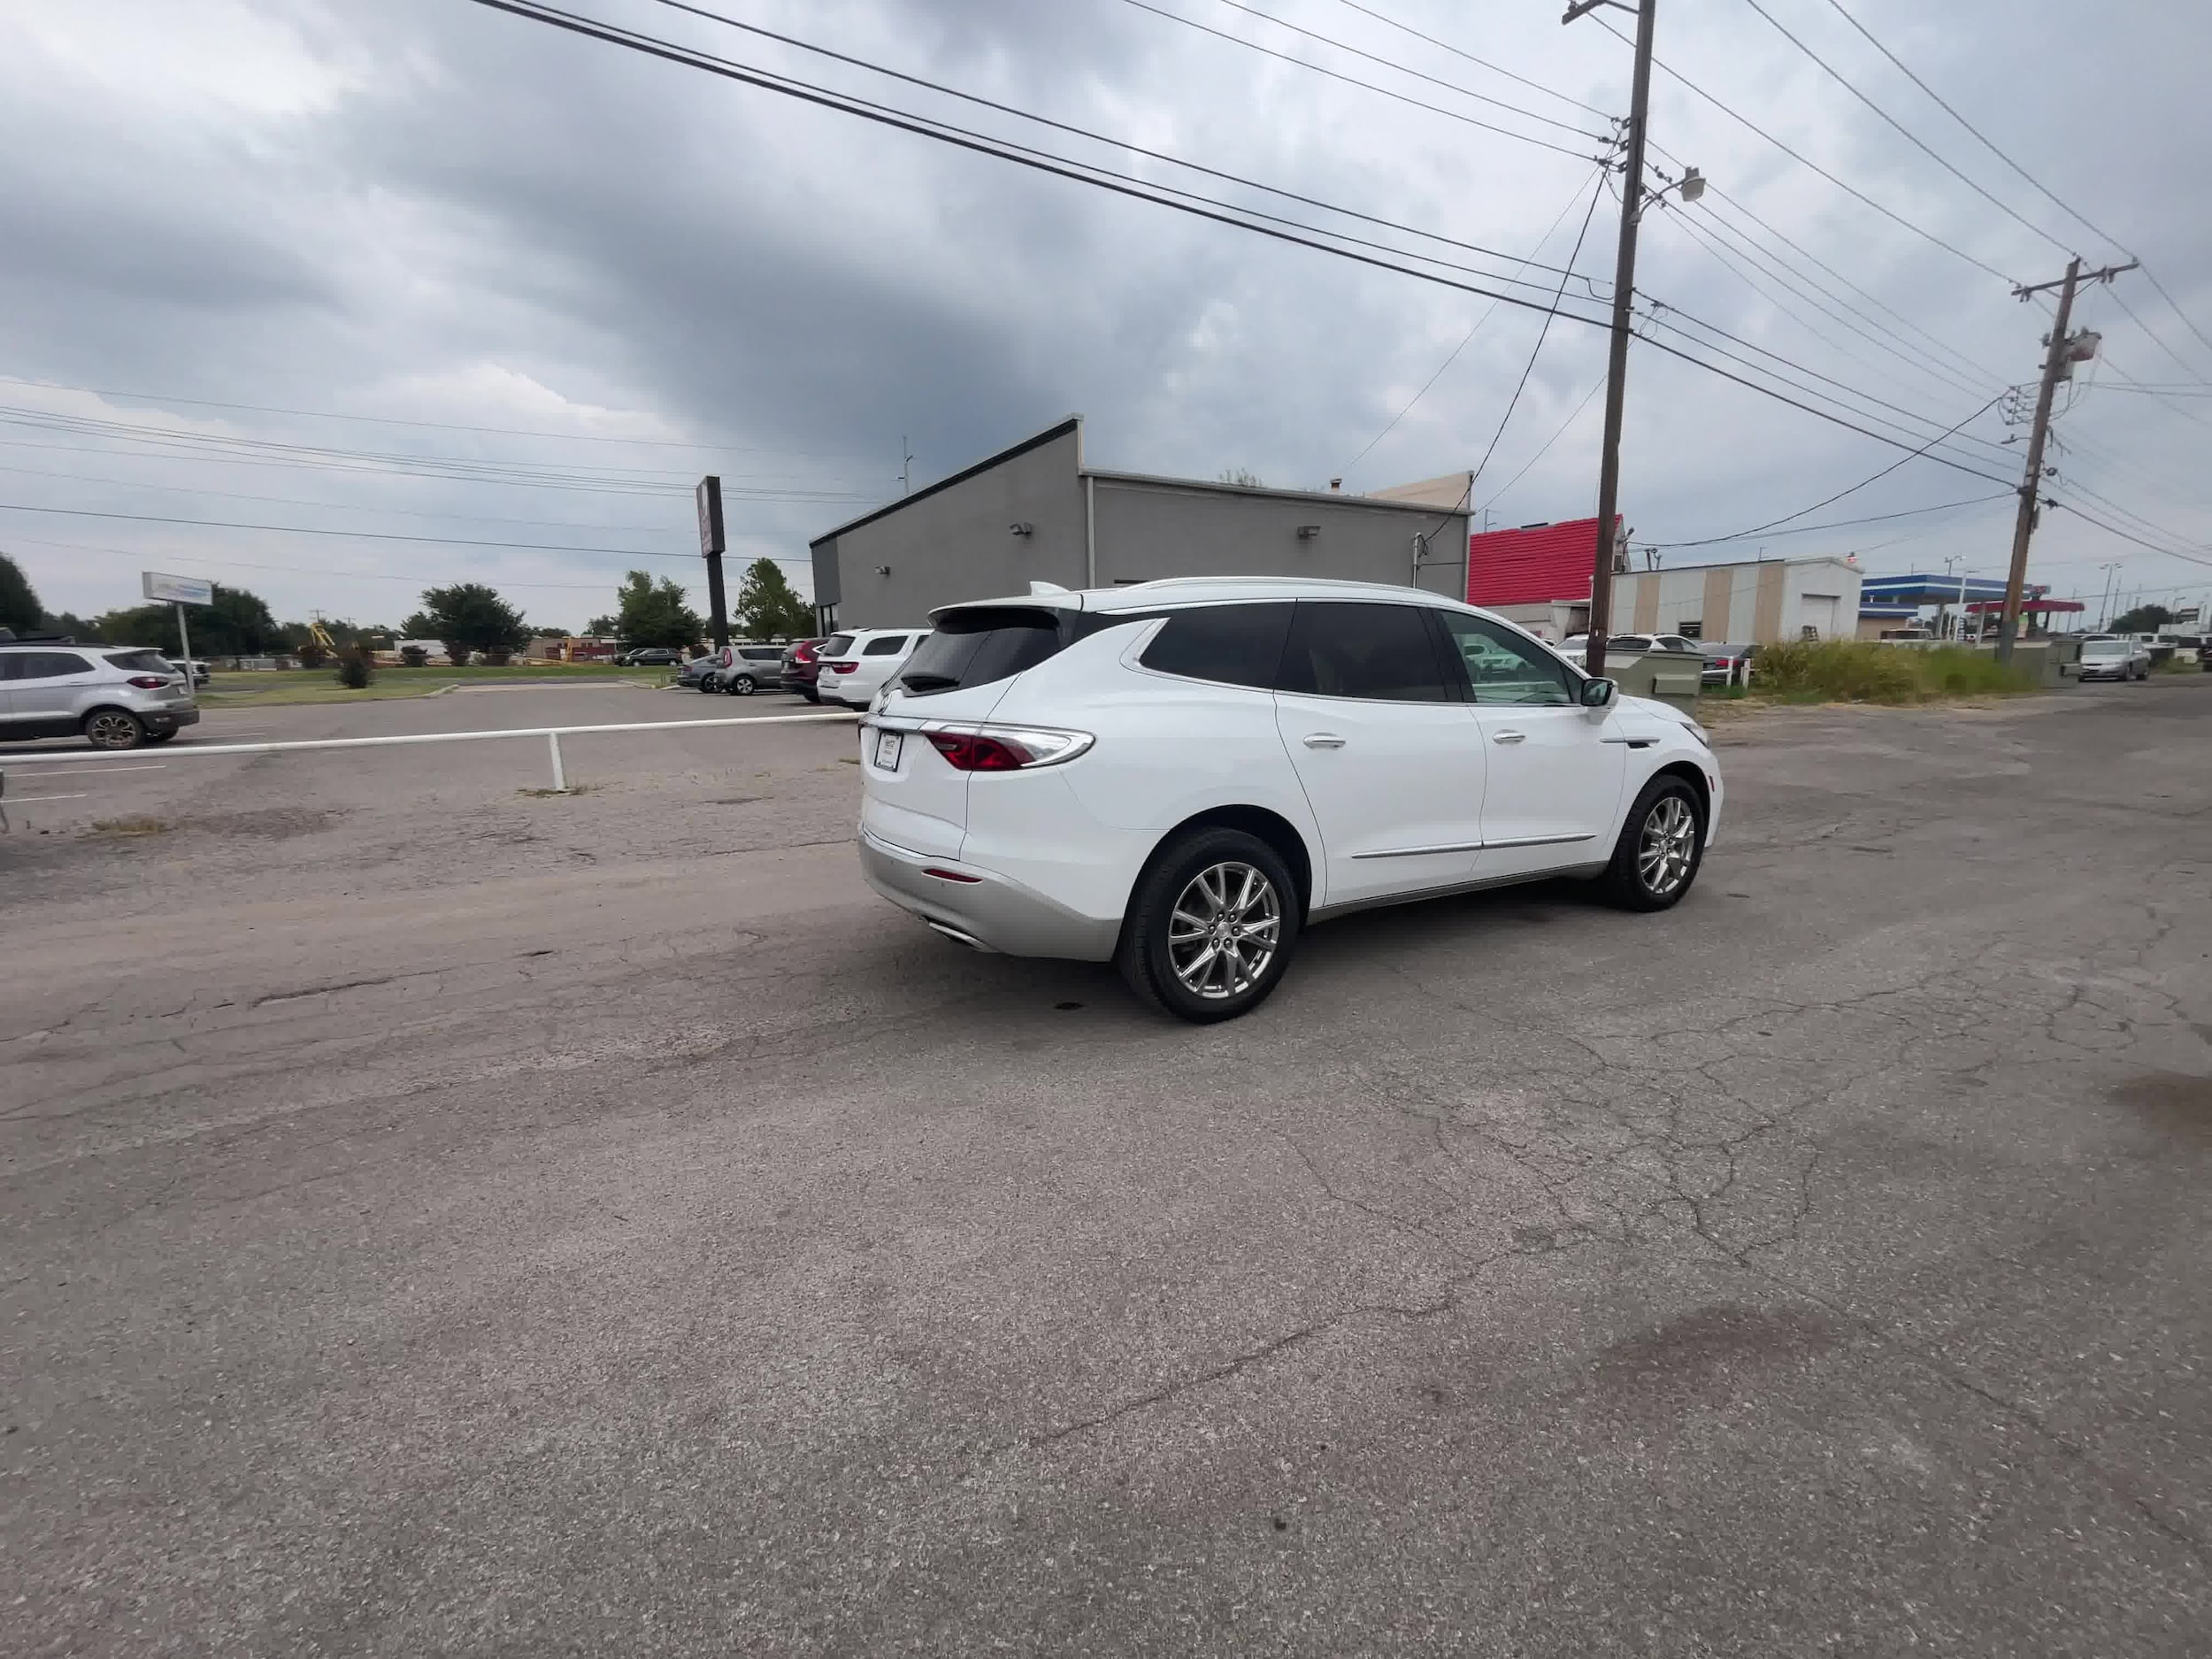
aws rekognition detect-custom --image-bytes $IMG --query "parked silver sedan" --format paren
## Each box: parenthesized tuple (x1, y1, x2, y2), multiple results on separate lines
(2077, 637, 2151, 681)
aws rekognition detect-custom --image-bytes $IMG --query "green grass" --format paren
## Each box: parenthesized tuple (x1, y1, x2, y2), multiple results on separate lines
(198, 663, 666, 707)
(1722, 641, 2039, 705)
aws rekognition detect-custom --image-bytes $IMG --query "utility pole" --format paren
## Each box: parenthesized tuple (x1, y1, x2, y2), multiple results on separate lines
(1997, 257, 2137, 661)
(2096, 560, 2121, 631)
(900, 435, 914, 496)
(1566, 0, 1656, 680)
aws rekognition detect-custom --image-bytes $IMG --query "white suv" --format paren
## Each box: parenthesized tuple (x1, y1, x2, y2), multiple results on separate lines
(817, 627, 929, 709)
(856, 578, 1723, 1022)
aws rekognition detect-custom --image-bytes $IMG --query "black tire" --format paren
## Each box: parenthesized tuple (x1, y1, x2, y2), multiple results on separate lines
(696, 677, 718, 693)
(729, 674, 756, 696)
(1116, 827, 1301, 1024)
(1597, 774, 1707, 911)
(801, 687, 819, 703)
(82, 708, 147, 751)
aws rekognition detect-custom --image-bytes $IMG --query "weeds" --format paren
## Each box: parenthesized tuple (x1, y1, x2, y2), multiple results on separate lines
(90, 816, 171, 836)
(1746, 641, 2037, 703)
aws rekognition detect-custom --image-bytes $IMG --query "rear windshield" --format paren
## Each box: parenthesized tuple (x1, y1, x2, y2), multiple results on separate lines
(105, 650, 174, 673)
(820, 633, 856, 658)
(898, 608, 1064, 695)
(2082, 641, 2125, 656)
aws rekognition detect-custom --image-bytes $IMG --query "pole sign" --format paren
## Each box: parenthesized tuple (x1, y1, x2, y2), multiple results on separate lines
(142, 571, 214, 605)
(695, 476, 726, 557)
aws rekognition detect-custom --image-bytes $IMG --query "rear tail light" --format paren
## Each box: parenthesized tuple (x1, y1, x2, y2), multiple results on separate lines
(924, 725, 1094, 772)
(922, 867, 983, 883)
(829, 660, 859, 673)
(126, 675, 170, 689)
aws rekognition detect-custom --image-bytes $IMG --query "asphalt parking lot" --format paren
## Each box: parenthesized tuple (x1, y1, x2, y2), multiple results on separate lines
(4, 675, 2208, 1655)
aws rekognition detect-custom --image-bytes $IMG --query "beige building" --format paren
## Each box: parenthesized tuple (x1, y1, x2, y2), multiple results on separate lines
(1608, 555, 1863, 644)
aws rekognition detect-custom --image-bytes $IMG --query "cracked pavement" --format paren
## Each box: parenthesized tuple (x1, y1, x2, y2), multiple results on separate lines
(3, 677, 2209, 1655)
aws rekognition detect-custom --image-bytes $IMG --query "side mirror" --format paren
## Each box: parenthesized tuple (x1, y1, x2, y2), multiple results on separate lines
(1580, 678, 1617, 708)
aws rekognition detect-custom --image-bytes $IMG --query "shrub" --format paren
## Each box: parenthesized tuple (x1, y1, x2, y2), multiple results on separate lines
(442, 642, 471, 667)
(400, 645, 429, 667)
(296, 641, 329, 669)
(1749, 641, 2034, 703)
(482, 648, 513, 666)
(335, 648, 374, 689)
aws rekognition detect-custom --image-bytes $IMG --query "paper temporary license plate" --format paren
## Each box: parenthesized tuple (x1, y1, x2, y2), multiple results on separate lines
(872, 728, 903, 770)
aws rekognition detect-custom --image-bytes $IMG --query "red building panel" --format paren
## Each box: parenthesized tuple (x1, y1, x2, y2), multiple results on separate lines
(1465, 516, 1612, 607)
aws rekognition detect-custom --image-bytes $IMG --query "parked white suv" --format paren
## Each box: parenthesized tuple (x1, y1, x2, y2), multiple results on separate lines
(857, 578, 1723, 1021)
(817, 627, 929, 709)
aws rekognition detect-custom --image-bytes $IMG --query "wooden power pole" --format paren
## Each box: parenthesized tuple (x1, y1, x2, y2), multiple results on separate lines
(1998, 257, 2137, 661)
(1566, 0, 1656, 680)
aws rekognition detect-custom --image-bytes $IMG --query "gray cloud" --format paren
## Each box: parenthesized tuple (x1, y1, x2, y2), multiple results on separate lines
(2, 0, 2208, 631)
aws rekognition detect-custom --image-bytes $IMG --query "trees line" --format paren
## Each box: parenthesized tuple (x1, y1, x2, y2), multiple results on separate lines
(0, 553, 815, 661)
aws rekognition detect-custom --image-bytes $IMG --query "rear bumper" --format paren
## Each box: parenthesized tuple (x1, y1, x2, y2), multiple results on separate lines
(858, 827, 1120, 962)
(145, 707, 200, 732)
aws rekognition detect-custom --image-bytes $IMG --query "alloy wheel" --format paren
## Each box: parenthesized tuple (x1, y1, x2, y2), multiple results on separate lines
(85, 711, 142, 750)
(1637, 795, 1697, 897)
(1167, 861, 1280, 1000)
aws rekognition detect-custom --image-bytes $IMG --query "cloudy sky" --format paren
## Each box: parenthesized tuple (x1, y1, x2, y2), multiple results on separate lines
(4, 0, 2208, 632)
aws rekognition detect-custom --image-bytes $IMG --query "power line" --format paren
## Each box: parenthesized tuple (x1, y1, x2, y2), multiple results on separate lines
(1594, 15, 2015, 285)
(2139, 268, 2212, 370)
(1812, 0, 2125, 255)
(1646, 395, 2005, 547)
(1655, 206, 2011, 423)
(455, 0, 2033, 483)
(1632, 299, 2017, 479)
(1114, 0, 1606, 159)
(1328, 0, 1611, 119)
(2103, 286, 2212, 387)
(642, 0, 1607, 292)
(2047, 497, 2212, 570)
(1694, 185, 2011, 388)
(1735, 0, 2072, 257)
(1474, 374, 1605, 513)
(0, 500, 703, 560)
(2050, 472, 2211, 558)
(0, 460, 697, 533)
(0, 406, 872, 502)
(1648, 492, 2015, 549)
(1191, 0, 1606, 139)
(1342, 165, 1605, 477)
(0, 373, 878, 464)
(3, 532, 633, 594)
(463, 0, 1617, 324)
(1471, 174, 1609, 488)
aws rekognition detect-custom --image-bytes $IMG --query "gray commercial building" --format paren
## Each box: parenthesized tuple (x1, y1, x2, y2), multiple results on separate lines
(807, 418, 1470, 630)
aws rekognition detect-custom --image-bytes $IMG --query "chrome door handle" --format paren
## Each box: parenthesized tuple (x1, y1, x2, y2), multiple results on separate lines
(1492, 730, 1527, 744)
(1302, 733, 1346, 749)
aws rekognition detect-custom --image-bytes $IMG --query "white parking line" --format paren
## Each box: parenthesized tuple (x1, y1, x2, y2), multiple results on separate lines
(10, 793, 88, 803)
(4, 764, 167, 778)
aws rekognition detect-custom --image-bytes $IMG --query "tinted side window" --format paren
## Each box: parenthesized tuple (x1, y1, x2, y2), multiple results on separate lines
(820, 633, 856, 658)
(16, 652, 92, 680)
(1139, 603, 1293, 689)
(863, 634, 910, 657)
(107, 650, 173, 672)
(898, 609, 1062, 695)
(1437, 614, 1572, 706)
(1279, 603, 1453, 703)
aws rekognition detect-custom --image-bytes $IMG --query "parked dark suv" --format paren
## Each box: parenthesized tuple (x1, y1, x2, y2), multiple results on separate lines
(781, 638, 827, 703)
